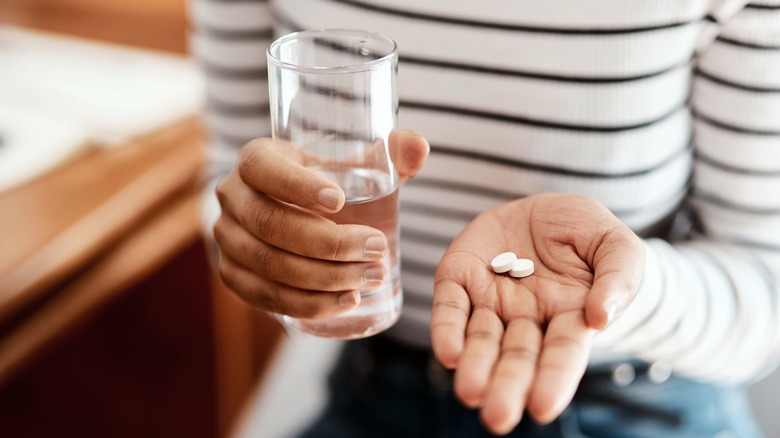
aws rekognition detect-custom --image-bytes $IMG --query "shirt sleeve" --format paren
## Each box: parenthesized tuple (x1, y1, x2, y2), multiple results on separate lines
(595, 1, 780, 385)
(189, 0, 275, 261)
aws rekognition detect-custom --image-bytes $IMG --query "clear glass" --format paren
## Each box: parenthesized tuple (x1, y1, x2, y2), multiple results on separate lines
(267, 29, 401, 339)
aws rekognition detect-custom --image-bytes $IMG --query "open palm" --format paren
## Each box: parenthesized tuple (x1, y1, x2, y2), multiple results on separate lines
(432, 193, 645, 435)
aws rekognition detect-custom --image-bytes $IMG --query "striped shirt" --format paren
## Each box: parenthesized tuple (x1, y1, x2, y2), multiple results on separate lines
(193, 0, 780, 385)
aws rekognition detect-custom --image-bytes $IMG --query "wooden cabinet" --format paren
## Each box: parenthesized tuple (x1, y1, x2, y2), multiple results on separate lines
(0, 2, 283, 436)
(0, 0, 189, 53)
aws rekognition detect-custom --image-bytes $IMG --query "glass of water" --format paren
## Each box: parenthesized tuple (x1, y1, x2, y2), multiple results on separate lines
(267, 29, 401, 339)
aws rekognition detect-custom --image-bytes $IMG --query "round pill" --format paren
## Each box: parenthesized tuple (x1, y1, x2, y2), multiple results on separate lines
(491, 252, 517, 273)
(509, 258, 534, 278)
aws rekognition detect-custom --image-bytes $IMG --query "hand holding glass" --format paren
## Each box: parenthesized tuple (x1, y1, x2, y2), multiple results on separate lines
(267, 29, 401, 339)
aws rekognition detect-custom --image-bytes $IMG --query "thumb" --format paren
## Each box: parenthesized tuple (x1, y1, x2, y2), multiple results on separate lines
(389, 130, 429, 185)
(585, 228, 645, 330)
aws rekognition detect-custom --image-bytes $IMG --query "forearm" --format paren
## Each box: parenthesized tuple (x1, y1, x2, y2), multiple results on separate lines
(595, 238, 780, 384)
(595, 4, 780, 385)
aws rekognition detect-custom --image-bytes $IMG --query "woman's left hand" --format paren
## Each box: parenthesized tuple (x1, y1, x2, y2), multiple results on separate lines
(431, 193, 645, 435)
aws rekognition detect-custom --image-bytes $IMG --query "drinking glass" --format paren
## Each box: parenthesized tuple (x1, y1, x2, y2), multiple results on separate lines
(267, 29, 401, 339)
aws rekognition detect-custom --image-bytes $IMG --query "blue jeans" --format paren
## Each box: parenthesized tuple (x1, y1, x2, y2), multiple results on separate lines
(299, 336, 763, 438)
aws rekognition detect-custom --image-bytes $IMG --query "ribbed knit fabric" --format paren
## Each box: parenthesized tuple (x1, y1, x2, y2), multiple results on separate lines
(192, 0, 780, 385)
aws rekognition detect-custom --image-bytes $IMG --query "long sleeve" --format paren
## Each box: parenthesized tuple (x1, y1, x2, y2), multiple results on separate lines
(189, 0, 274, 256)
(192, 0, 780, 381)
(595, 2, 780, 385)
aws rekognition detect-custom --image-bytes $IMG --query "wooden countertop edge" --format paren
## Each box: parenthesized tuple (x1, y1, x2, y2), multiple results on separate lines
(0, 128, 204, 321)
(0, 190, 202, 388)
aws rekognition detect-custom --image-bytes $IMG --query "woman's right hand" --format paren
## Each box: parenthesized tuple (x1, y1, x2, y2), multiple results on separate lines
(214, 132, 428, 319)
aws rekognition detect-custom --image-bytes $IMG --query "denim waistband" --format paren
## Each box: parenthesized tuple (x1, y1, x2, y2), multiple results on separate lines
(360, 335, 683, 426)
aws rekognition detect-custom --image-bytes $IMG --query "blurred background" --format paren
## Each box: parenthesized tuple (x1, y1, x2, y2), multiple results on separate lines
(0, 0, 283, 437)
(0, 1, 778, 437)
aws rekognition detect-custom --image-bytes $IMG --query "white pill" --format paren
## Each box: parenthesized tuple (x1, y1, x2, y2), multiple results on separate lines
(491, 252, 517, 273)
(509, 258, 534, 278)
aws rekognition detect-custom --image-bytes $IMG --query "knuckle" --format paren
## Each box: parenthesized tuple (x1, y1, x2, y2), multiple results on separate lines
(253, 203, 301, 255)
(213, 216, 251, 261)
(254, 243, 285, 280)
(212, 216, 228, 246)
(322, 265, 349, 290)
(218, 261, 232, 288)
(501, 345, 538, 363)
(215, 176, 230, 205)
(237, 145, 257, 180)
(432, 300, 470, 318)
(307, 223, 345, 261)
(466, 329, 500, 342)
(270, 208, 294, 244)
(545, 335, 583, 352)
(328, 226, 348, 260)
(253, 201, 285, 238)
(237, 139, 270, 182)
(233, 234, 254, 262)
(218, 262, 244, 299)
(255, 287, 281, 314)
(317, 225, 348, 261)
(237, 275, 282, 314)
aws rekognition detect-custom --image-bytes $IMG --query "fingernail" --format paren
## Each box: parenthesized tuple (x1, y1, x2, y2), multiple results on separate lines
(363, 236, 386, 257)
(339, 291, 360, 308)
(363, 266, 385, 285)
(318, 187, 341, 210)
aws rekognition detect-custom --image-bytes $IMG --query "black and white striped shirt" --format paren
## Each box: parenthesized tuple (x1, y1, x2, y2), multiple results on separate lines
(194, 0, 780, 385)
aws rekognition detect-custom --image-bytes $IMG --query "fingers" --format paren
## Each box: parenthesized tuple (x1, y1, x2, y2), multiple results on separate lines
(453, 307, 504, 408)
(431, 278, 471, 368)
(219, 255, 360, 319)
(389, 130, 429, 185)
(526, 310, 595, 424)
(215, 214, 386, 292)
(217, 172, 387, 263)
(237, 138, 346, 213)
(585, 227, 645, 330)
(480, 317, 543, 435)
(237, 132, 429, 214)
(215, 137, 404, 317)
